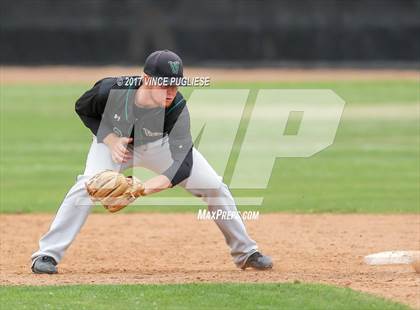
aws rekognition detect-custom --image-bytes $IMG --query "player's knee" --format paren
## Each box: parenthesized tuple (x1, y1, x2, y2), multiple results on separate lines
(218, 182, 233, 198)
(201, 182, 232, 198)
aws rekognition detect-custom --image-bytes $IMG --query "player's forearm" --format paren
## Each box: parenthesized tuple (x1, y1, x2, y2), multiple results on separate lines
(142, 175, 172, 196)
(102, 133, 119, 146)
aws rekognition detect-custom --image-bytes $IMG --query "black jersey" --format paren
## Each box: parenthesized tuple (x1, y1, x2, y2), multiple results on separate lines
(75, 76, 193, 186)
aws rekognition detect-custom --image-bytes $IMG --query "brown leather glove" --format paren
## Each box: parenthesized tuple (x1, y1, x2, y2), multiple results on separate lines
(85, 170, 145, 213)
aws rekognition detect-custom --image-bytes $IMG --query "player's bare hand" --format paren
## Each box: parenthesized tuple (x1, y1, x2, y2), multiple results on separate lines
(103, 134, 133, 163)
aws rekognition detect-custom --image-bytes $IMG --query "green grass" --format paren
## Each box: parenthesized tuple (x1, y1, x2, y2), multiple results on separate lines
(0, 283, 410, 310)
(0, 81, 419, 213)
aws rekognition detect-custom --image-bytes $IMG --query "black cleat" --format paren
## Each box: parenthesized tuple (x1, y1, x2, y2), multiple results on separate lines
(241, 252, 273, 270)
(31, 256, 58, 274)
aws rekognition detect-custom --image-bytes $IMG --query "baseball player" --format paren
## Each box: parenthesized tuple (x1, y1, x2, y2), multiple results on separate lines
(31, 50, 273, 274)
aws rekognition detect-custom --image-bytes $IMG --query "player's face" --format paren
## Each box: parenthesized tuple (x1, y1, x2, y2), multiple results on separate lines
(139, 75, 178, 108)
(164, 85, 178, 106)
(148, 85, 178, 108)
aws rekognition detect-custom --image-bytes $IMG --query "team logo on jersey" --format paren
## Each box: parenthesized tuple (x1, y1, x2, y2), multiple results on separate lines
(112, 127, 123, 137)
(168, 61, 180, 74)
(114, 114, 121, 121)
(143, 128, 163, 137)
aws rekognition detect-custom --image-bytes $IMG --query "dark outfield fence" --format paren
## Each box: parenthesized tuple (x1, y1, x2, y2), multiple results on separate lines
(1, 0, 419, 65)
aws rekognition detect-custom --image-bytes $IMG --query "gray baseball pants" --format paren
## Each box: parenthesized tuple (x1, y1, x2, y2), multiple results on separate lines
(32, 137, 258, 268)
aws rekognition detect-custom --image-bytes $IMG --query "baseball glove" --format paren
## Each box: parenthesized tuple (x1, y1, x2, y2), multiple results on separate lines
(85, 170, 145, 213)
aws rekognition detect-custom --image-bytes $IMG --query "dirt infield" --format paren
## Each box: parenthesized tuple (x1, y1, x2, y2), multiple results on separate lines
(1, 66, 419, 84)
(0, 214, 419, 308)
